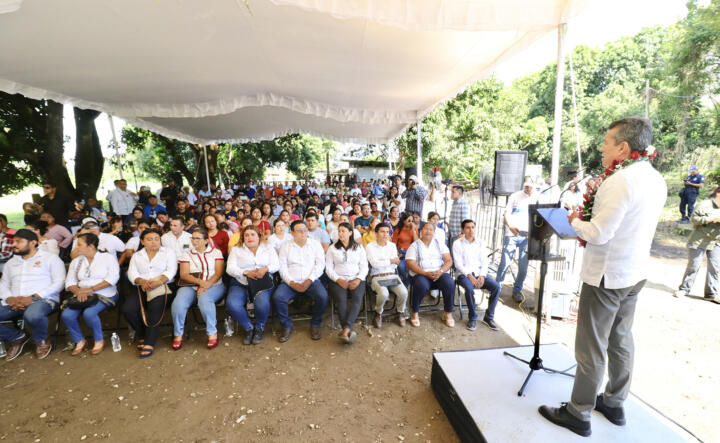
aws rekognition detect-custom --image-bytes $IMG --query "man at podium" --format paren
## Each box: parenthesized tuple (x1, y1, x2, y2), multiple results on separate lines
(539, 117, 667, 437)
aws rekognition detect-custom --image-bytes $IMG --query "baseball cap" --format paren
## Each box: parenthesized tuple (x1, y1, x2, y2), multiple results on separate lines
(523, 178, 534, 187)
(81, 217, 98, 226)
(689, 165, 698, 172)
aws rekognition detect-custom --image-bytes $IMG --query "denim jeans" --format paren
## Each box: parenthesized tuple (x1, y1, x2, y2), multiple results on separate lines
(496, 235, 529, 293)
(456, 274, 501, 321)
(272, 279, 328, 329)
(328, 280, 365, 330)
(397, 259, 409, 287)
(61, 294, 118, 342)
(226, 280, 273, 332)
(171, 283, 226, 336)
(0, 299, 55, 343)
(410, 273, 454, 313)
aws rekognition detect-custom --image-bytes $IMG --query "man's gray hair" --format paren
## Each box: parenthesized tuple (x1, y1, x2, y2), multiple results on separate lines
(608, 117, 653, 152)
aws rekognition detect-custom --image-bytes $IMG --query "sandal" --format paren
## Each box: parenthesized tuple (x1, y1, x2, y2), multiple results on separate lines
(207, 336, 218, 349)
(410, 313, 420, 327)
(172, 337, 183, 351)
(139, 345, 154, 359)
(136, 339, 145, 350)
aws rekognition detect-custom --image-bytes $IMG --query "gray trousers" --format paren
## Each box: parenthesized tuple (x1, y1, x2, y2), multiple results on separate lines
(568, 279, 645, 421)
(328, 280, 366, 330)
(679, 246, 720, 297)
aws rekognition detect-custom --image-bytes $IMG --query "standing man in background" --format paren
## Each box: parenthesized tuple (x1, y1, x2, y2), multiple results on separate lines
(106, 179, 137, 224)
(679, 165, 704, 223)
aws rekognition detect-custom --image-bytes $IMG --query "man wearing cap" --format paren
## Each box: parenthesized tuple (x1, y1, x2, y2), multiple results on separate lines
(69, 219, 125, 259)
(402, 175, 428, 217)
(679, 165, 704, 223)
(496, 177, 537, 303)
(0, 229, 66, 361)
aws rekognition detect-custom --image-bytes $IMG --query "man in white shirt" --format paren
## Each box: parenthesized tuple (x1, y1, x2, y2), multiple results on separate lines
(106, 179, 138, 223)
(161, 217, 192, 259)
(273, 220, 328, 343)
(496, 178, 537, 303)
(452, 219, 501, 331)
(405, 222, 455, 328)
(70, 219, 125, 260)
(0, 230, 66, 361)
(539, 117, 667, 437)
(366, 223, 408, 328)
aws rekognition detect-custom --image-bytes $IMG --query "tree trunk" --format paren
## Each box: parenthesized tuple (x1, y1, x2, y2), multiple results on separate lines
(674, 99, 690, 159)
(35, 100, 77, 198)
(73, 108, 103, 199)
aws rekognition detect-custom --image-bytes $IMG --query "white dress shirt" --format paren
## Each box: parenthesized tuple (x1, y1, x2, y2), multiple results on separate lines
(406, 238, 449, 276)
(39, 238, 60, 256)
(268, 233, 290, 251)
(127, 247, 178, 285)
(72, 232, 125, 256)
(0, 250, 66, 305)
(571, 161, 667, 289)
(187, 192, 198, 207)
(365, 241, 399, 276)
(325, 244, 368, 282)
(65, 252, 120, 298)
(226, 242, 280, 286)
(124, 236, 141, 252)
(330, 227, 361, 243)
(161, 231, 192, 259)
(106, 188, 137, 215)
(452, 236, 489, 278)
(179, 245, 224, 286)
(505, 190, 537, 234)
(278, 238, 325, 284)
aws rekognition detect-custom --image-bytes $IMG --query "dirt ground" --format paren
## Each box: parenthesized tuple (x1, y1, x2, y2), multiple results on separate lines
(1, 232, 719, 442)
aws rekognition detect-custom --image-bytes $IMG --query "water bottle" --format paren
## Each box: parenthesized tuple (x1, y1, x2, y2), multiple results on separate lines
(111, 332, 122, 352)
(224, 317, 235, 337)
(0, 340, 6, 358)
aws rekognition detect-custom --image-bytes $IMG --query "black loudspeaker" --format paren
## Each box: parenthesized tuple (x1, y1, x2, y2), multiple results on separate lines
(404, 166, 417, 187)
(492, 150, 528, 196)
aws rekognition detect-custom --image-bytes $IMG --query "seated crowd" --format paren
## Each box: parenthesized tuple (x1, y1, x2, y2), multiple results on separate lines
(0, 175, 507, 361)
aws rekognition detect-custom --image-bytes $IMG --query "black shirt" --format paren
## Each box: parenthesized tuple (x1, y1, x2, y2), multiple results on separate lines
(40, 194, 73, 227)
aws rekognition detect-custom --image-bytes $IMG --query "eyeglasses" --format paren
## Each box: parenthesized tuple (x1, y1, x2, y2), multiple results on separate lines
(293, 228, 308, 234)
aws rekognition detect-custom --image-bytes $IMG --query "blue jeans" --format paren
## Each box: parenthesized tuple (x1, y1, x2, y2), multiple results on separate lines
(171, 284, 226, 336)
(410, 273, 454, 313)
(272, 279, 328, 329)
(0, 300, 55, 343)
(456, 274, 501, 321)
(226, 280, 273, 332)
(61, 295, 118, 343)
(496, 235, 529, 293)
(397, 259, 409, 287)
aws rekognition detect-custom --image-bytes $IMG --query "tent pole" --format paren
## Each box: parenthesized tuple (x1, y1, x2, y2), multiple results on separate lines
(416, 118, 423, 184)
(107, 114, 123, 180)
(550, 24, 566, 186)
(203, 144, 211, 188)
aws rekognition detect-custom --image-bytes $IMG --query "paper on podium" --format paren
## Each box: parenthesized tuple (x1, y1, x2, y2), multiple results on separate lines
(536, 208, 577, 239)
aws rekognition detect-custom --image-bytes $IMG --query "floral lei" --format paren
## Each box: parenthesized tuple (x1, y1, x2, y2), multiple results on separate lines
(577, 145, 657, 247)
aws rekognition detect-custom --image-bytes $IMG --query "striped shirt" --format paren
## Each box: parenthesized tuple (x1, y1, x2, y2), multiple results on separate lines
(449, 197, 470, 238)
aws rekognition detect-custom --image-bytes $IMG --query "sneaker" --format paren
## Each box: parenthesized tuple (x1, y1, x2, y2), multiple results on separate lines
(673, 289, 687, 298)
(35, 339, 52, 360)
(595, 395, 626, 426)
(538, 404, 591, 437)
(251, 329, 264, 345)
(482, 317, 498, 331)
(243, 329, 254, 345)
(512, 291, 523, 303)
(466, 319, 477, 331)
(5, 335, 29, 362)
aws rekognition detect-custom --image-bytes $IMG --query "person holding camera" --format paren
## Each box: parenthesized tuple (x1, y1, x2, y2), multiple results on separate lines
(401, 175, 427, 217)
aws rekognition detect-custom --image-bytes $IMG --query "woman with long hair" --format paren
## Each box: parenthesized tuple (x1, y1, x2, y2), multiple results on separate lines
(268, 218, 290, 252)
(392, 212, 418, 286)
(26, 220, 59, 255)
(250, 207, 272, 239)
(325, 222, 368, 344)
(203, 213, 229, 257)
(171, 228, 226, 350)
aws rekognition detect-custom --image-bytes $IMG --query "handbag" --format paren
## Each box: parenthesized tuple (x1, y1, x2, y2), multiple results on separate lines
(138, 280, 169, 328)
(247, 272, 274, 298)
(374, 274, 402, 287)
(177, 272, 202, 287)
(62, 294, 99, 310)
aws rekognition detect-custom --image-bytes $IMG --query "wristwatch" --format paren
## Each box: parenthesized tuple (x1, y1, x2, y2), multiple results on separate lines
(30, 295, 41, 302)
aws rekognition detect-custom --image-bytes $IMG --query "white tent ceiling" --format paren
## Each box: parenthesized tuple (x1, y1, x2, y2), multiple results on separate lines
(0, 0, 589, 145)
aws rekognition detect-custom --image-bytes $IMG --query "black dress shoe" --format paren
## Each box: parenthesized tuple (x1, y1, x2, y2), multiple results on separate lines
(310, 326, 321, 341)
(538, 404, 591, 437)
(482, 317, 498, 331)
(243, 329, 254, 345)
(251, 329, 264, 345)
(595, 395, 626, 426)
(279, 328, 292, 343)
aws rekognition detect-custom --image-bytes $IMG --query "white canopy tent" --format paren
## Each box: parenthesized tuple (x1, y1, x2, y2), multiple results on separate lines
(0, 0, 589, 184)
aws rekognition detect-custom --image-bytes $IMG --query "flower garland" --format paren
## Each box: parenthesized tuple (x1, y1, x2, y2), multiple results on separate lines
(577, 145, 657, 247)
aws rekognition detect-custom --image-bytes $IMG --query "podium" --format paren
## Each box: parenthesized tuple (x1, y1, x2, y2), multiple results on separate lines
(504, 203, 578, 396)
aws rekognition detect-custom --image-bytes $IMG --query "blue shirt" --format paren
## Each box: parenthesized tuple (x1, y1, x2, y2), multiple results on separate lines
(685, 173, 704, 194)
(245, 188, 256, 199)
(143, 204, 166, 219)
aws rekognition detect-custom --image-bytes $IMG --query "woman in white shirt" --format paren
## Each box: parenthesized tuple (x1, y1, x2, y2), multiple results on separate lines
(268, 218, 289, 252)
(170, 228, 226, 351)
(123, 228, 177, 358)
(26, 220, 59, 256)
(326, 206, 343, 239)
(226, 225, 279, 345)
(326, 222, 368, 344)
(62, 233, 120, 356)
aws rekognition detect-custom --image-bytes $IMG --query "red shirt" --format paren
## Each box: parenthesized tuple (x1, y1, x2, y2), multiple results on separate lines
(210, 230, 230, 257)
